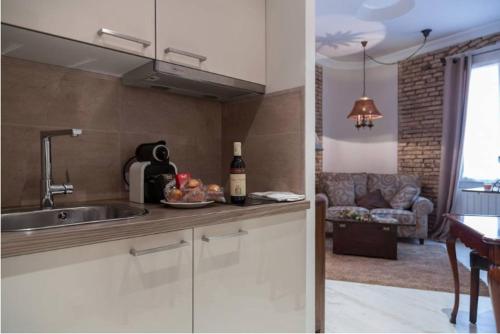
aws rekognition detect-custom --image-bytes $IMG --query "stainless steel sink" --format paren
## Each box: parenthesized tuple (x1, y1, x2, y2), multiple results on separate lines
(1, 203, 148, 232)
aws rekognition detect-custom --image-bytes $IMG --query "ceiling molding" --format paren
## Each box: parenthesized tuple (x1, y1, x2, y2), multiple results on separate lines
(317, 19, 500, 70)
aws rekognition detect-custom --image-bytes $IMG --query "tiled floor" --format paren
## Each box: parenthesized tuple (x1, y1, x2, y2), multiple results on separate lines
(325, 280, 495, 333)
(325, 241, 495, 333)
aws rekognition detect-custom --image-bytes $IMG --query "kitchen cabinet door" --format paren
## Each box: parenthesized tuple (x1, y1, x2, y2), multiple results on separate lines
(193, 211, 307, 332)
(156, 0, 266, 85)
(1, 0, 155, 58)
(2, 230, 192, 332)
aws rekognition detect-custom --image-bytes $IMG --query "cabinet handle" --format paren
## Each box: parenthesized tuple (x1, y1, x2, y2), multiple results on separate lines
(382, 226, 391, 232)
(164, 47, 207, 62)
(202, 229, 248, 242)
(97, 28, 151, 47)
(339, 223, 347, 228)
(130, 240, 189, 256)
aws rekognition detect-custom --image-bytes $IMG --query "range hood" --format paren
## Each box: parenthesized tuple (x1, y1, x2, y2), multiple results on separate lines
(122, 60, 265, 101)
(1, 24, 265, 101)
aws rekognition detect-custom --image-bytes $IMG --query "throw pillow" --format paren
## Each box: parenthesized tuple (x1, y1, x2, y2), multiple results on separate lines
(351, 173, 368, 200)
(390, 185, 421, 210)
(325, 179, 356, 206)
(367, 173, 401, 202)
(356, 189, 391, 210)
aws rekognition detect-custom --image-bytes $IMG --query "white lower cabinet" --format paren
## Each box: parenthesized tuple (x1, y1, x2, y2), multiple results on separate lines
(193, 211, 307, 332)
(2, 211, 307, 332)
(1, 230, 193, 333)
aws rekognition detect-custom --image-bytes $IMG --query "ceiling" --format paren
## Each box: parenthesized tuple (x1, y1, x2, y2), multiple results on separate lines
(316, 0, 500, 65)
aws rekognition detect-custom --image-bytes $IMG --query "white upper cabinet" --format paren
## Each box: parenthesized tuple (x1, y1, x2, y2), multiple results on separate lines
(193, 212, 307, 332)
(156, 0, 266, 84)
(1, 230, 193, 332)
(1, 0, 266, 83)
(1, 0, 155, 58)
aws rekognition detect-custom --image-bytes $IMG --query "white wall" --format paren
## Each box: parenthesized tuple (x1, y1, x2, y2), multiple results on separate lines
(266, 1, 316, 331)
(322, 64, 398, 174)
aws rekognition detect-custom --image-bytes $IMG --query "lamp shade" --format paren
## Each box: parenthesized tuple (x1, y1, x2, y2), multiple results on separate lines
(347, 96, 383, 120)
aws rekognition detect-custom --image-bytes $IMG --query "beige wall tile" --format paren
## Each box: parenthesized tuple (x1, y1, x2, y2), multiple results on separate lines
(2, 57, 121, 131)
(221, 87, 305, 195)
(2, 58, 222, 207)
(120, 86, 221, 137)
(2, 57, 303, 207)
(223, 88, 303, 137)
(1, 124, 123, 207)
(119, 86, 222, 185)
(1, 124, 40, 207)
(243, 133, 304, 194)
(1, 57, 63, 126)
(51, 130, 123, 204)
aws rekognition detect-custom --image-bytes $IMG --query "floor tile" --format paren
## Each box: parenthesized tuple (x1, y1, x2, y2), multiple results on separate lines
(325, 280, 495, 333)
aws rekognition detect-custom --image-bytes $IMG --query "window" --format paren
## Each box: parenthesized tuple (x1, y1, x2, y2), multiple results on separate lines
(460, 51, 500, 184)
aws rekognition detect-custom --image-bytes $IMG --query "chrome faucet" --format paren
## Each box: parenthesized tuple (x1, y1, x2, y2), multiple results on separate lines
(40, 129, 82, 209)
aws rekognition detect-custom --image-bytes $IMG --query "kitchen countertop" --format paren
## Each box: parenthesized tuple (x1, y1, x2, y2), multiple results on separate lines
(1, 199, 310, 258)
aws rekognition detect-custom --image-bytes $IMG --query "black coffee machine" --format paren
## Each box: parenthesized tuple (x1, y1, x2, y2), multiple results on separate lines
(123, 141, 177, 203)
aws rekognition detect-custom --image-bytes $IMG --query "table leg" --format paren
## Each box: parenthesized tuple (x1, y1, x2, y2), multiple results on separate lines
(446, 237, 460, 324)
(488, 245, 500, 333)
(470, 269, 480, 324)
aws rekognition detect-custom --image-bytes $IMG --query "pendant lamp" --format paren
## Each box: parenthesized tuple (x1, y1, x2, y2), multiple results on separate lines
(347, 41, 383, 129)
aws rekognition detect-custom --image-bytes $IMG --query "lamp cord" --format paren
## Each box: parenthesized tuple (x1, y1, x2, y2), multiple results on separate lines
(363, 44, 366, 96)
(366, 36, 429, 66)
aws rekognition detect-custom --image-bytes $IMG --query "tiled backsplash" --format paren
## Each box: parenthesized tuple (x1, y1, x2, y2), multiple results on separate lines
(221, 87, 305, 194)
(1, 57, 222, 207)
(2, 57, 305, 208)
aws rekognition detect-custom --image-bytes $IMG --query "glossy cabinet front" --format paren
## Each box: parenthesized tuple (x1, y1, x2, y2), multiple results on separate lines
(156, 0, 266, 84)
(1, 0, 266, 84)
(1, 0, 155, 58)
(1, 230, 193, 332)
(1, 211, 307, 332)
(193, 211, 307, 332)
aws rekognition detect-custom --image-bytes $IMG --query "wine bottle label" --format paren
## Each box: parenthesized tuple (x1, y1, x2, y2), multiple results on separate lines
(230, 174, 246, 196)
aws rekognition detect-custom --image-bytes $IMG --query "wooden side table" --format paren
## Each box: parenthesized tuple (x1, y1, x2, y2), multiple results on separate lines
(445, 214, 500, 332)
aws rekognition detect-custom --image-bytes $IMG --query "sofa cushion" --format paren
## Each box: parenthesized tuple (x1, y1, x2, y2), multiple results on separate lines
(398, 174, 421, 188)
(390, 185, 420, 210)
(319, 172, 367, 200)
(318, 172, 340, 199)
(367, 174, 401, 202)
(326, 179, 356, 206)
(370, 208, 416, 226)
(327, 206, 369, 220)
(356, 189, 390, 210)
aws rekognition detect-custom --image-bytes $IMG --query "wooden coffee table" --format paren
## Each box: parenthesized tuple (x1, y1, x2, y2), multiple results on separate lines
(328, 216, 400, 260)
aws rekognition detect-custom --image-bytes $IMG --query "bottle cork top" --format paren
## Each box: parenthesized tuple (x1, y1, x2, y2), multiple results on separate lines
(233, 142, 242, 156)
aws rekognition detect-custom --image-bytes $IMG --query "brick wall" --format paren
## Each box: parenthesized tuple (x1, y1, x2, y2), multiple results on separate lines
(398, 32, 500, 231)
(315, 64, 323, 191)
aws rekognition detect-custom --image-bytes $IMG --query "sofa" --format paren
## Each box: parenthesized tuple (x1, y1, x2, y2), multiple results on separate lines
(316, 172, 434, 244)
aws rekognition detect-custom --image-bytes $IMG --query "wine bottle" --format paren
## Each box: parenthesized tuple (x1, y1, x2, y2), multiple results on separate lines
(230, 142, 246, 205)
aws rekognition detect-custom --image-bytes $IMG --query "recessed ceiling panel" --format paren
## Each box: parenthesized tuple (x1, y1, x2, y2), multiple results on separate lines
(316, 0, 500, 63)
